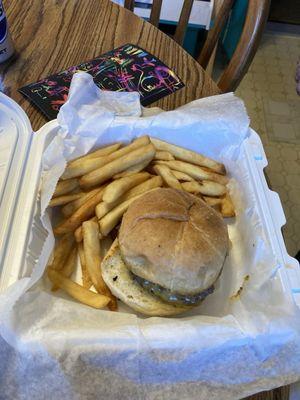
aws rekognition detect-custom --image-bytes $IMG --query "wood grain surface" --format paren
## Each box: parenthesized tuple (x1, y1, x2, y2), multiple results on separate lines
(0, 0, 218, 131)
(0, 1, 290, 399)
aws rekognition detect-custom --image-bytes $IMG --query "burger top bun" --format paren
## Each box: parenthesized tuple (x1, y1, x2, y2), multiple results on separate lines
(119, 188, 229, 296)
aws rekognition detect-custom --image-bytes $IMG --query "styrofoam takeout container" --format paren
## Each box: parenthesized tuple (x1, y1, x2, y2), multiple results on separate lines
(0, 91, 299, 304)
(1, 89, 300, 399)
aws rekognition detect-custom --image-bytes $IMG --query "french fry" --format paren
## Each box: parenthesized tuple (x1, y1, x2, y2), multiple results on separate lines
(112, 159, 151, 179)
(71, 143, 121, 163)
(61, 187, 102, 217)
(103, 172, 150, 203)
(62, 136, 149, 179)
(181, 181, 227, 197)
(80, 143, 155, 189)
(53, 178, 79, 197)
(50, 233, 75, 271)
(156, 160, 228, 185)
(153, 164, 182, 190)
(154, 151, 175, 161)
(96, 176, 163, 220)
(49, 192, 84, 207)
(52, 247, 77, 291)
(54, 186, 106, 235)
(74, 226, 82, 243)
(203, 196, 222, 212)
(48, 269, 110, 309)
(150, 137, 225, 174)
(113, 172, 134, 180)
(203, 196, 222, 205)
(62, 157, 110, 180)
(99, 194, 142, 237)
(78, 242, 92, 289)
(171, 170, 195, 182)
(122, 175, 163, 200)
(82, 220, 117, 310)
(221, 193, 235, 217)
(74, 216, 98, 243)
(96, 201, 117, 221)
(59, 247, 77, 278)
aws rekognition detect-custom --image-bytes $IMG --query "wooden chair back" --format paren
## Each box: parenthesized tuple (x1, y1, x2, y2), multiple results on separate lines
(124, 0, 271, 93)
(198, 0, 271, 92)
(124, 0, 194, 46)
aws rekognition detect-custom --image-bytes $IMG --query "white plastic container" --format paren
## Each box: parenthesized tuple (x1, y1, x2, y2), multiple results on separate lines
(0, 93, 59, 291)
(1, 91, 299, 300)
(1, 91, 300, 399)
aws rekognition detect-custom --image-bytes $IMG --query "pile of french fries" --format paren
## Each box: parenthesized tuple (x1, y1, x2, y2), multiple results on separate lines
(47, 136, 235, 310)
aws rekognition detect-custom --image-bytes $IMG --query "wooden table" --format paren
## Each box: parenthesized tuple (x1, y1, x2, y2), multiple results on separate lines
(0, 0, 219, 131)
(0, 1, 289, 399)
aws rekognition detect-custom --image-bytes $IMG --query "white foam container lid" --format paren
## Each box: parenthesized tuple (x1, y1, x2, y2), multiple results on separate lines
(0, 93, 58, 291)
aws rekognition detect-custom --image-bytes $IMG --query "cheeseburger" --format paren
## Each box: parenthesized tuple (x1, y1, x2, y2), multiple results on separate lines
(102, 188, 229, 316)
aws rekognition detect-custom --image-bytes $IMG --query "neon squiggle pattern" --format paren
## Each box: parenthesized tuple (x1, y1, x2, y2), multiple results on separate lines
(19, 44, 184, 120)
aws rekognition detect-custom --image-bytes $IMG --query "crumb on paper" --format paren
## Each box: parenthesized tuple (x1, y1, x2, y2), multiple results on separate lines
(230, 275, 250, 300)
(285, 264, 295, 269)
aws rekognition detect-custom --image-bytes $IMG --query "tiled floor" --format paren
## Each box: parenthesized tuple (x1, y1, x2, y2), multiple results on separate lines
(235, 31, 300, 257)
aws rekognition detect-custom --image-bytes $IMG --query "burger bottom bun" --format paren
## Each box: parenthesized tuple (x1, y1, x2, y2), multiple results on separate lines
(102, 239, 194, 317)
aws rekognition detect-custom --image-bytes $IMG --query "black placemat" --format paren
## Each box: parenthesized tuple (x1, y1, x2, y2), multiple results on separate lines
(19, 44, 185, 120)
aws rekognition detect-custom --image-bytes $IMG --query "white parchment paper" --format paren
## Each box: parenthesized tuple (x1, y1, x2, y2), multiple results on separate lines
(1, 73, 300, 400)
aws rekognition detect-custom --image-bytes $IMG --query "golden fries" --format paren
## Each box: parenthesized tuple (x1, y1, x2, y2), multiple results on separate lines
(49, 192, 83, 207)
(153, 164, 182, 190)
(53, 178, 79, 197)
(96, 176, 163, 220)
(181, 181, 227, 197)
(95, 201, 117, 221)
(74, 216, 97, 243)
(77, 242, 92, 289)
(80, 143, 155, 189)
(50, 233, 75, 271)
(82, 220, 117, 310)
(154, 151, 175, 161)
(171, 170, 195, 182)
(71, 143, 121, 163)
(61, 187, 102, 217)
(103, 172, 150, 203)
(51, 246, 77, 291)
(203, 196, 222, 212)
(150, 137, 225, 174)
(48, 269, 110, 309)
(122, 175, 163, 200)
(98, 194, 142, 237)
(54, 186, 106, 235)
(59, 247, 77, 278)
(112, 159, 152, 179)
(61, 158, 110, 181)
(156, 160, 228, 185)
(221, 193, 235, 217)
(62, 136, 149, 180)
(203, 194, 234, 217)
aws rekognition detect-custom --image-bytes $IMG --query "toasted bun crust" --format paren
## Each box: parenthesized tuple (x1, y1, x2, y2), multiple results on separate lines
(119, 188, 229, 295)
(101, 239, 192, 316)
